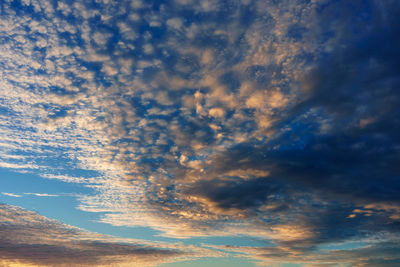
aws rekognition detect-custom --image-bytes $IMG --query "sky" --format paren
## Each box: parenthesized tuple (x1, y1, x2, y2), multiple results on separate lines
(0, 0, 399, 266)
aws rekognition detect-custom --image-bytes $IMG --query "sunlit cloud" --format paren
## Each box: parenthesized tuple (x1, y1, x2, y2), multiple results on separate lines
(0, 0, 399, 265)
(0, 203, 221, 266)
(208, 236, 400, 267)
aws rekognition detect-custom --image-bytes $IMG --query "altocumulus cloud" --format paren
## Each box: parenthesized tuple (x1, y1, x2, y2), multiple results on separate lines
(0, 0, 399, 265)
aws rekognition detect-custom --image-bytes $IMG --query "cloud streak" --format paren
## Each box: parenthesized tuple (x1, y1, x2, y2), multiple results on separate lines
(2, 193, 22, 198)
(0, 203, 190, 267)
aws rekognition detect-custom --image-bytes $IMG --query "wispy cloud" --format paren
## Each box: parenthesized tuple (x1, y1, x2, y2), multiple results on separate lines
(0, 203, 220, 266)
(209, 237, 400, 267)
(1, 193, 22, 198)
(23, 193, 59, 197)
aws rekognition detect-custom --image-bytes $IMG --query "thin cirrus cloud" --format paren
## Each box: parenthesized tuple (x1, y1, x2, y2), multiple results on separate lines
(23, 193, 59, 197)
(2, 192, 22, 198)
(0, 0, 399, 266)
(2, 192, 61, 197)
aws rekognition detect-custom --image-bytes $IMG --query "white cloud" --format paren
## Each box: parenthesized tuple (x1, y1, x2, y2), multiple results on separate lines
(1, 193, 22, 198)
(23, 193, 59, 197)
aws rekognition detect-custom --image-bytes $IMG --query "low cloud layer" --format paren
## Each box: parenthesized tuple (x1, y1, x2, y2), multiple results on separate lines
(0, 203, 184, 266)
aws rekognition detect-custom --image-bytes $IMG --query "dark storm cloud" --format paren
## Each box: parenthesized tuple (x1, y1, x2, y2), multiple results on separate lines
(187, 176, 288, 212)
(226, 0, 398, 196)
(207, 131, 399, 206)
(270, 0, 400, 202)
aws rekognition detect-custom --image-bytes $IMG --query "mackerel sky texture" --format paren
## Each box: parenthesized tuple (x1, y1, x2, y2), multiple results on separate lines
(0, 0, 400, 266)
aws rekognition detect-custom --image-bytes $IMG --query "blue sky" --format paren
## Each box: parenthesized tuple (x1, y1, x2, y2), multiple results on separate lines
(1, 0, 400, 266)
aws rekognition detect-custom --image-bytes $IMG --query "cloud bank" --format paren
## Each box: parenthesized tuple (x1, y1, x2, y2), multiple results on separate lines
(0, 203, 184, 266)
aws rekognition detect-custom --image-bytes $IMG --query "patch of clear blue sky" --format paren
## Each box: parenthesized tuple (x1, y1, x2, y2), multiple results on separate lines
(0, 168, 158, 240)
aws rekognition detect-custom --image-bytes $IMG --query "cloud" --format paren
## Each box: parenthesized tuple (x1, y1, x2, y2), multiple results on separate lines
(0, 203, 186, 267)
(212, 239, 400, 267)
(0, 0, 399, 265)
(185, 176, 287, 214)
(23, 193, 59, 197)
(2, 193, 22, 198)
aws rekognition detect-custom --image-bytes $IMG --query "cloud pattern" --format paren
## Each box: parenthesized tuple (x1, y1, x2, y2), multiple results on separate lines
(0, 203, 187, 266)
(0, 0, 399, 265)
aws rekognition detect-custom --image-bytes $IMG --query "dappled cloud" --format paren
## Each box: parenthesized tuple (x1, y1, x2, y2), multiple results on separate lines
(0, 0, 400, 265)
